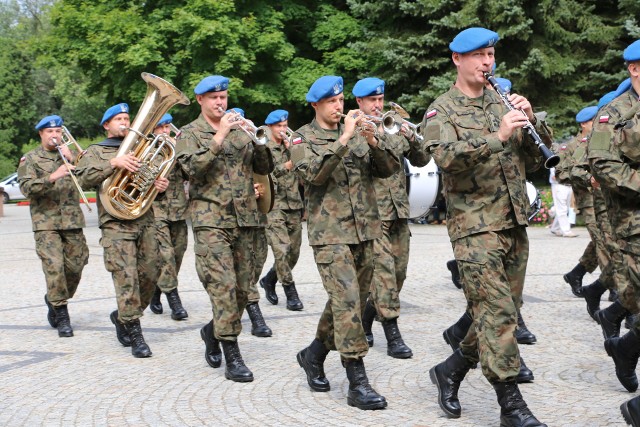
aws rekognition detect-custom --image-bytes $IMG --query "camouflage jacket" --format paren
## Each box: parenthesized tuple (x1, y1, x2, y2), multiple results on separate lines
(588, 87, 640, 239)
(267, 138, 303, 211)
(17, 146, 86, 231)
(554, 138, 574, 186)
(562, 134, 595, 210)
(152, 163, 189, 222)
(374, 133, 431, 220)
(291, 118, 400, 245)
(75, 139, 155, 227)
(421, 85, 553, 242)
(175, 114, 274, 229)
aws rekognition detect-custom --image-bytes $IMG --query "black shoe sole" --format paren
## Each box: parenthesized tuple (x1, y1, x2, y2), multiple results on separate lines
(149, 304, 163, 314)
(171, 312, 188, 320)
(224, 372, 254, 382)
(251, 329, 273, 338)
(286, 304, 304, 311)
(388, 350, 413, 359)
(296, 351, 330, 392)
(517, 373, 534, 383)
(621, 400, 640, 427)
(429, 366, 461, 418)
(132, 350, 152, 358)
(516, 336, 537, 345)
(346, 397, 388, 410)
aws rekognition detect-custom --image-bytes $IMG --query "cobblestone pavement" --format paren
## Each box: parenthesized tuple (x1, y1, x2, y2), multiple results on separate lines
(0, 203, 632, 426)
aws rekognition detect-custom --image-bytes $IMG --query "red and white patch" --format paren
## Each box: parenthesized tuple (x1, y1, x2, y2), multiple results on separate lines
(19, 156, 26, 164)
(599, 115, 609, 123)
(581, 137, 588, 143)
(426, 109, 437, 119)
(292, 137, 302, 145)
(560, 145, 567, 150)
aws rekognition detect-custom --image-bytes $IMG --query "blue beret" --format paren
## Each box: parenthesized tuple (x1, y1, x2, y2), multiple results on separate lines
(495, 77, 512, 93)
(623, 40, 640, 62)
(226, 107, 245, 117)
(614, 78, 632, 98)
(306, 76, 343, 103)
(265, 109, 289, 125)
(449, 27, 500, 54)
(352, 77, 385, 97)
(100, 103, 129, 125)
(194, 75, 229, 95)
(597, 91, 617, 110)
(575, 106, 598, 123)
(157, 113, 172, 126)
(35, 115, 63, 130)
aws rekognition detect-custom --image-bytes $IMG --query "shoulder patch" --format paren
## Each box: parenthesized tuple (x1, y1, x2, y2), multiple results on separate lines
(426, 109, 437, 119)
(19, 156, 26, 164)
(599, 115, 609, 123)
(292, 137, 302, 145)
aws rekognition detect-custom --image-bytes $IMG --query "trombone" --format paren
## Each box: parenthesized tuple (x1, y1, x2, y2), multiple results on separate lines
(54, 127, 92, 211)
(219, 108, 269, 145)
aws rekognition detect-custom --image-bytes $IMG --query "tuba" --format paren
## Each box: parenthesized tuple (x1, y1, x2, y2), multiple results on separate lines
(99, 72, 190, 220)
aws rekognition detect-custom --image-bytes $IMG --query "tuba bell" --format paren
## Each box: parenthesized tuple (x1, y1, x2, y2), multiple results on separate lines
(99, 72, 190, 220)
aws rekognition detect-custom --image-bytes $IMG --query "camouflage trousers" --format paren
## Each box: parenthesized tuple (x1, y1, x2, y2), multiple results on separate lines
(193, 227, 256, 341)
(619, 236, 640, 324)
(248, 228, 268, 303)
(34, 229, 89, 307)
(579, 205, 616, 290)
(265, 208, 302, 285)
(456, 227, 528, 383)
(369, 218, 410, 320)
(100, 222, 159, 323)
(313, 241, 373, 361)
(155, 219, 188, 293)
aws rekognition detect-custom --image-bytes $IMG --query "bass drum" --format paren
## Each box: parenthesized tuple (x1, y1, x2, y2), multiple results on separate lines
(526, 181, 541, 221)
(406, 158, 440, 219)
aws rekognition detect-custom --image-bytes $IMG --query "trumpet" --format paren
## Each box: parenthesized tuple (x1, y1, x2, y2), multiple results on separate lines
(483, 72, 559, 169)
(279, 127, 295, 144)
(382, 102, 423, 141)
(52, 130, 92, 212)
(220, 108, 268, 145)
(334, 112, 381, 135)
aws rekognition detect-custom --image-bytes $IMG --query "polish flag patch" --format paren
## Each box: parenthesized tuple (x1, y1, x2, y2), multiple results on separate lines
(599, 115, 609, 123)
(581, 137, 588, 143)
(19, 156, 26, 164)
(426, 109, 437, 119)
(292, 137, 302, 145)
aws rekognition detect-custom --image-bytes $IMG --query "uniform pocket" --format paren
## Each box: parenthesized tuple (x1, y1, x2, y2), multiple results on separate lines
(313, 248, 334, 265)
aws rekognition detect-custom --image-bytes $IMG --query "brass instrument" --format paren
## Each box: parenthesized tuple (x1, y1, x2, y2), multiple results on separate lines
(52, 131, 92, 212)
(279, 127, 295, 144)
(382, 102, 423, 141)
(484, 72, 559, 169)
(99, 72, 190, 220)
(221, 108, 269, 145)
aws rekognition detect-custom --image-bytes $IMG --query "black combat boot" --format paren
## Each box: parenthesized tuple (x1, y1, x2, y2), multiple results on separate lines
(493, 381, 547, 426)
(109, 310, 131, 347)
(563, 262, 587, 297)
(165, 288, 188, 320)
(344, 358, 388, 410)
(127, 319, 152, 358)
(598, 300, 630, 339)
(260, 267, 278, 305)
(200, 320, 222, 368)
(381, 318, 413, 359)
(429, 349, 475, 418)
(443, 312, 473, 351)
(516, 311, 537, 345)
(54, 305, 73, 337)
(604, 329, 640, 392)
(297, 339, 331, 391)
(621, 395, 640, 427)
(246, 303, 272, 337)
(44, 294, 57, 328)
(150, 286, 163, 314)
(283, 282, 304, 311)
(362, 300, 377, 347)
(221, 340, 254, 382)
(446, 259, 462, 289)
(583, 279, 607, 322)
(517, 357, 534, 383)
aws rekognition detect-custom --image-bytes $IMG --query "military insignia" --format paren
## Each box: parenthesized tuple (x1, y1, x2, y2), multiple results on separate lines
(560, 144, 567, 150)
(375, 86, 382, 94)
(599, 115, 609, 123)
(426, 109, 437, 119)
(19, 156, 26, 164)
(49, 120, 56, 127)
(281, 115, 286, 121)
(333, 83, 342, 94)
(214, 84, 222, 91)
(120, 104, 128, 113)
(580, 137, 588, 143)
(487, 38, 497, 47)
(292, 137, 302, 145)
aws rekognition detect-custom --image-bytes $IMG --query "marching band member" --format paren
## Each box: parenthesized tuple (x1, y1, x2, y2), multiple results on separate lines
(18, 115, 89, 338)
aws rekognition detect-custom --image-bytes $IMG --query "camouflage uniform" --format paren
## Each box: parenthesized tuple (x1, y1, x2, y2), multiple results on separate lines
(250, 211, 268, 302)
(175, 114, 273, 341)
(17, 147, 89, 306)
(370, 133, 430, 320)
(422, 85, 553, 383)
(588, 88, 640, 318)
(75, 138, 160, 322)
(265, 138, 303, 286)
(560, 134, 617, 292)
(291, 118, 400, 360)
(152, 165, 189, 293)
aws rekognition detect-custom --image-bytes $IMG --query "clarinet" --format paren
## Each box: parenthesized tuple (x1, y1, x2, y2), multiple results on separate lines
(484, 72, 559, 169)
